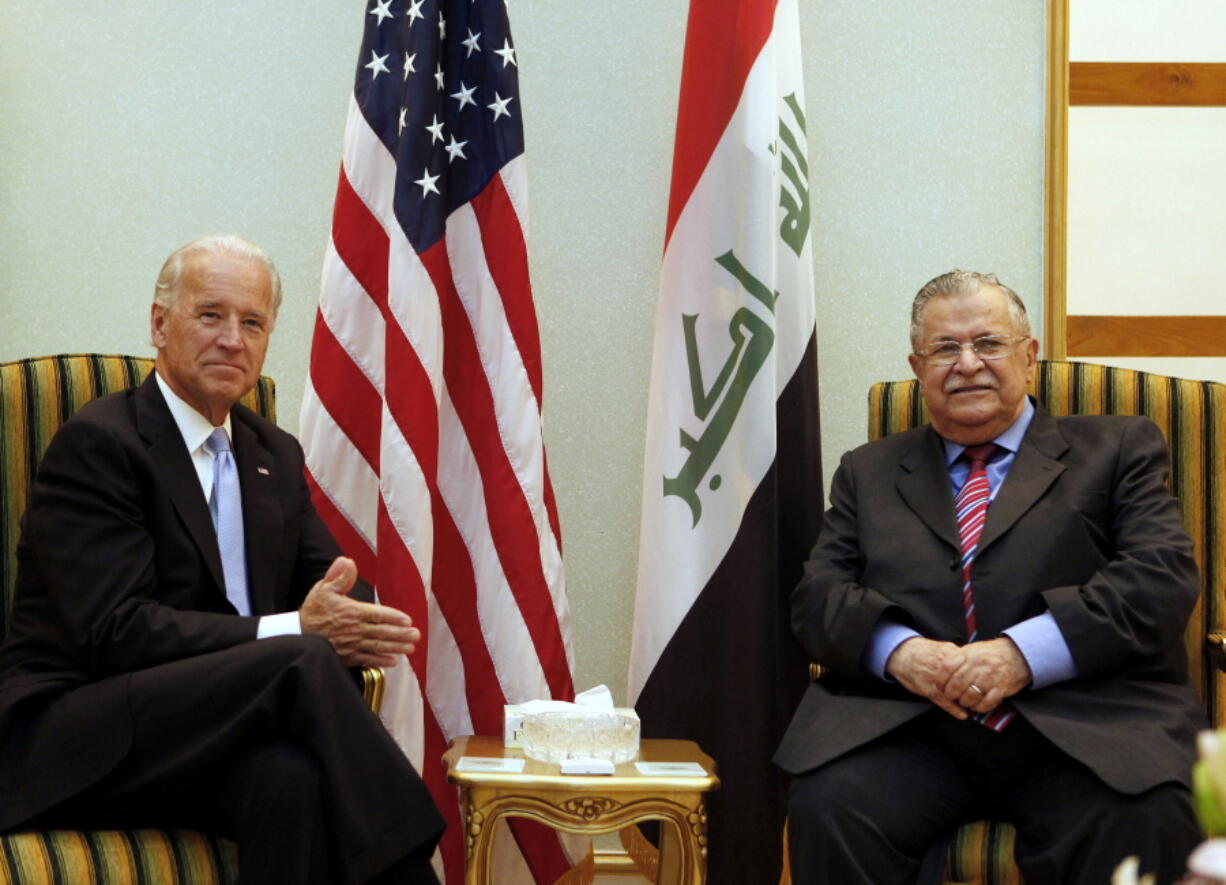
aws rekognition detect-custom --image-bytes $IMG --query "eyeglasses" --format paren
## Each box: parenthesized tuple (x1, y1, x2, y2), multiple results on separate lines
(914, 336, 1028, 366)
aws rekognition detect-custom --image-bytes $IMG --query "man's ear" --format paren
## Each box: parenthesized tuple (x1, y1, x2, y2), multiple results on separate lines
(1024, 336, 1039, 382)
(908, 351, 924, 380)
(150, 303, 167, 348)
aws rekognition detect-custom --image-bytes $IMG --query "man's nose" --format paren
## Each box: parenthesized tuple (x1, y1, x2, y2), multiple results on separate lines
(217, 317, 243, 348)
(952, 343, 985, 372)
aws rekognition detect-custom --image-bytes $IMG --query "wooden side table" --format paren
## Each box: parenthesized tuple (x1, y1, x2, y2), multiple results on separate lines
(443, 735, 720, 884)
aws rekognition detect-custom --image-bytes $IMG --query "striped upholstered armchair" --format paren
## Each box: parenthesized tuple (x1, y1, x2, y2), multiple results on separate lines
(866, 359, 1226, 885)
(0, 354, 393, 884)
(0, 354, 261, 882)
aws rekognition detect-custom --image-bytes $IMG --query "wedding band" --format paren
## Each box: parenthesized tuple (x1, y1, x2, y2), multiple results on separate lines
(969, 684, 985, 696)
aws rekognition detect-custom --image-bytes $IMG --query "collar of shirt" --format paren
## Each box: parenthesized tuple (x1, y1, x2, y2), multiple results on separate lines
(941, 396, 1036, 500)
(154, 371, 233, 502)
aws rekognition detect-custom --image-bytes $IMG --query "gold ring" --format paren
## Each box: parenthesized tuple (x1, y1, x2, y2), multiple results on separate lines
(969, 684, 985, 695)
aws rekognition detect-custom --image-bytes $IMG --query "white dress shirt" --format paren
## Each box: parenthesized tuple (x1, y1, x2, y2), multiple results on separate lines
(154, 372, 300, 638)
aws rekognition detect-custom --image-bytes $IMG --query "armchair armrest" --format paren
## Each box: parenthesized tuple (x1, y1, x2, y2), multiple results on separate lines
(353, 666, 386, 714)
(1207, 634, 1226, 674)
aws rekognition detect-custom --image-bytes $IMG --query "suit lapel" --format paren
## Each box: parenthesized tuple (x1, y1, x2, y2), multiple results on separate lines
(896, 428, 961, 551)
(231, 412, 283, 615)
(134, 375, 227, 596)
(978, 404, 1068, 554)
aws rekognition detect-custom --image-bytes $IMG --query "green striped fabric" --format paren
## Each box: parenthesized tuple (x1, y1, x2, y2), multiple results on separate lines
(0, 830, 239, 885)
(867, 359, 1226, 885)
(0, 354, 276, 885)
(943, 820, 1019, 885)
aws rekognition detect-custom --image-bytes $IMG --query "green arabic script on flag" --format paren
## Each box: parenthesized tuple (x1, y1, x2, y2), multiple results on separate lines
(663, 93, 810, 527)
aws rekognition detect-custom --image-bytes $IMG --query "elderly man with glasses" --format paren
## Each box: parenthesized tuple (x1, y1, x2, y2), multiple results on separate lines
(776, 271, 1204, 883)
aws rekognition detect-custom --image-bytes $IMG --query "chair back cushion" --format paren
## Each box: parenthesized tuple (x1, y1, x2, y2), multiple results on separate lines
(0, 354, 276, 639)
(867, 359, 1226, 724)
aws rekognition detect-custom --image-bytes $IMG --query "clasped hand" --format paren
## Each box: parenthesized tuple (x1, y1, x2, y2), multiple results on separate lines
(299, 557, 420, 667)
(885, 636, 1031, 720)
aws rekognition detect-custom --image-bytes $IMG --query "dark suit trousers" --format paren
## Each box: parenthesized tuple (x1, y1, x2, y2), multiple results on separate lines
(787, 711, 1199, 885)
(32, 636, 442, 885)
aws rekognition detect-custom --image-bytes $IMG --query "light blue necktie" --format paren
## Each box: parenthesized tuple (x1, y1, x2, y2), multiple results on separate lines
(205, 427, 251, 616)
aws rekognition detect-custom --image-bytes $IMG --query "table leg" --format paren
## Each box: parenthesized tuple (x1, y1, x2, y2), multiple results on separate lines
(461, 794, 494, 885)
(657, 802, 708, 885)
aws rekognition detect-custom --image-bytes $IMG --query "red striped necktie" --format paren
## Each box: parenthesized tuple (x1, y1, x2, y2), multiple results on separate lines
(954, 443, 1014, 732)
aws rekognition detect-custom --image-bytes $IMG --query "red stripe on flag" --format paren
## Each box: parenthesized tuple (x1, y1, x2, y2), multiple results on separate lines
(420, 238, 574, 702)
(382, 328, 440, 483)
(422, 701, 464, 882)
(304, 469, 376, 582)
(664, 0, 779, 247)
(332, 167, 391, 310)
(375, 501, 430, 640)
(508, 819, 572, 883)
(542, 449, 562, 556)
(429, 504, 508, 733)
(470, 176, 564, 552)
(308, 310, 382, 471)
(470, 174, 542, 406)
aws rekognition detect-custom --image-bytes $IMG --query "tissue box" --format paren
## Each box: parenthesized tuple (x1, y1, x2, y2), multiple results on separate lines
(504, 686, 641, 764)
(519, 707, 641, 764)
(504, 704, 528, 748)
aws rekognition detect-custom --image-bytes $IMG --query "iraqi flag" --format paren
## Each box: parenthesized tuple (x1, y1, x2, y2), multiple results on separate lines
(627, 0, 822, 880)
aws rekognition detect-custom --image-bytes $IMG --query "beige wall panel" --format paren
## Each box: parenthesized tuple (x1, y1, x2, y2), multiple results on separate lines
(1067, 107, 1226, 315)
(1071, 0, 1226, 62)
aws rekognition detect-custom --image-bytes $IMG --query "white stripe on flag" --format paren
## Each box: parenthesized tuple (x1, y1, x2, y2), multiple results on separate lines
(300, 381, 380, 550)
(445, 204, 546, 499)
(319, 240, 386, 394)
(424, 587, 475, 741)
(377, 659, 426, 772)
(386, 235, 445, 402)
(436, 389, 552, 703)
(340, 96, 397, 223)
(499, 156, 531, 239)
(379, 402, 434, 586)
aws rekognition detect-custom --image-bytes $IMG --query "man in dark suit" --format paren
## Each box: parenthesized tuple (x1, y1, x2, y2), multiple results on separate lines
(776, 270, 1205, 883)
(0, 236, 444, 883)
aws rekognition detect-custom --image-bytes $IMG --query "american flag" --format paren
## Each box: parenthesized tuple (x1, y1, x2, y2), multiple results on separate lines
(300, 1, 576, 880)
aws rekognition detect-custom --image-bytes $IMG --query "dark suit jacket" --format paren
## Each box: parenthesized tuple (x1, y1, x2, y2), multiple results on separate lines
(774, 402, 1206, 795)
(0, 374, 359, 829)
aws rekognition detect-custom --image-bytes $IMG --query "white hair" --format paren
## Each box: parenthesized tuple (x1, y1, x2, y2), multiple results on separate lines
(153, 234, 282, 317)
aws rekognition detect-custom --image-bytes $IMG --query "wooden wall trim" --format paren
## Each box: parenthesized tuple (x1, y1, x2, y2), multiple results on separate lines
(1067, 315, 1226, 357)
(1044, 0, 1069, 360)
(1070, 62, 1226, 106)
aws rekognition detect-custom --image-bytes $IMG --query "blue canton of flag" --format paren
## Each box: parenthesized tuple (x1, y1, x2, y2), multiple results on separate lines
(355, 0, 524, 253)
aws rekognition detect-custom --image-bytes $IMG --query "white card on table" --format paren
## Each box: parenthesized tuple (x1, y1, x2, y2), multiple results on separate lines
(634, 761, 707, 777)
(456, 756, 525, 773)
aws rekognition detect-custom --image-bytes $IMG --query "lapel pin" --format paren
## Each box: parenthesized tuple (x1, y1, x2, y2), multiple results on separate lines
(257, 466, 270, 475)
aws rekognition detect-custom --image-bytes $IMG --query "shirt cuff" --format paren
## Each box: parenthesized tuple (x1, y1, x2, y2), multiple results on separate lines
(256, 611, 302, 639)
(1003, 612, 1077, 689)
(863, 621, 922, 681)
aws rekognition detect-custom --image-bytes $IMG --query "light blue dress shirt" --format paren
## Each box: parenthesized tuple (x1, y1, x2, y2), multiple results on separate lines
(861, 398, 1078, 689)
